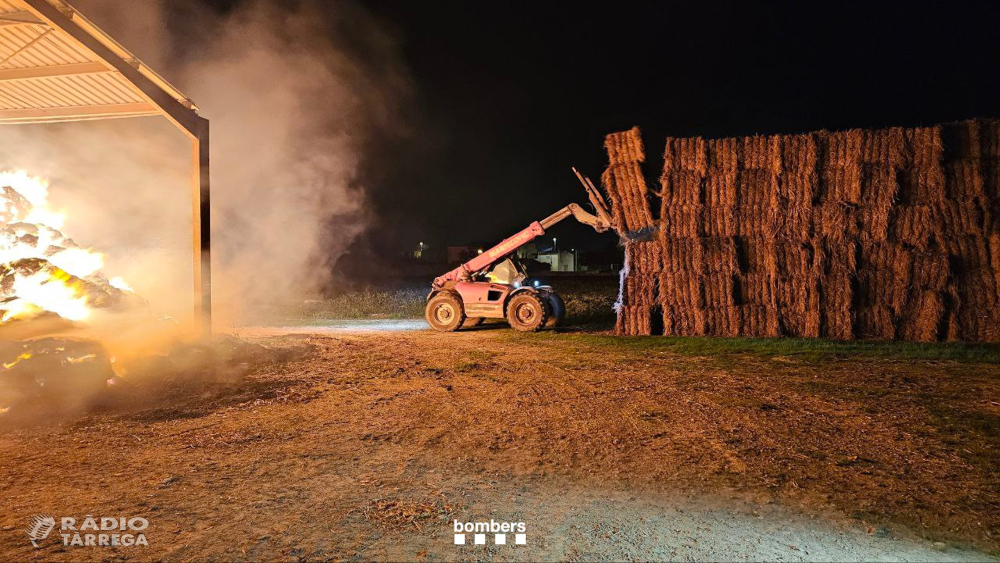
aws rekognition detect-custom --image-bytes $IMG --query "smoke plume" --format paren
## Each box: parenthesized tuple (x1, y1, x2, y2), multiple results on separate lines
(0, 0, 409, 327)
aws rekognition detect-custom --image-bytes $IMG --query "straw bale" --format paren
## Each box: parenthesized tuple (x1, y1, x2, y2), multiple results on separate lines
(822, 129, 863, 168)
(861, 242, 913, 278)
(820, 165, 862, 203)
(986, 168, 1000, 218)
(663, 305, 706, 337)
(855, 305, 896, 340)
(780, 204, 813, 240)
(944, 309, 961, 342)
(604, 163, 655, 232)
(601, 167, 629, 230)
(739, 273, 778, 305)
(616, 305, 654, 336)
(737, 170, 780, 206)
(659, 170, 703, 205)
(780, 172, 818, 206)
(899, 165, 947, 204)
(701, 237, 739, 274)
(813, 203, 856, 242)
(781, 134, 818, 173)
(820, 240, 857, 276)
(661, 238, 704, 273)
(955, 268, 1000, 310)
(861, 127, 906, 166)
(944, 159, 985, 201)
(857, 166, 896, 245)
(858, 267, 910, 314)
(776, 275, 821, 337)
(821, 271, 854, 340)
(605, 126, 646, 165)
(708, 138, 739, 173)
(990, 232, 1000, 269)
(659, 204, 702, 238)
(910, 252, 949, 291)
(737, 204, 780, 238)
(622, 274, 658, 307)
(954, 271, 1000, 341)
(664, 137, 707, 174)
(938, 202, 984, 235)
(981, 118, 1000, 160)
(942, 120, 981, 160)
(740, 135, 782, 172)
(702, 205, 738, 237)
(776, 241, 818, 277)
(626, 241, 664, 273)
(860, 164, 898, 205)
(701, 273, 737, 308)
(945, 235, 991, 271)
(956, 308, 1000, 342)
(703, 306, 741, 337)
(859, 205, 893, 246)
(659, 272, 703, 308)
(889, 205, 937, 250)
(704, 174, 737, 206)
(737, 237, 777, 274)
(740, 305, 780, 337)
(609, 162, 655, 230)
(898, 291, 945, 342)
(908, 126, 944, 168)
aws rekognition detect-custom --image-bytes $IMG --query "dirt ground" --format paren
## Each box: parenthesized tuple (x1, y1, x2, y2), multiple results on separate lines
(1, 324, 999, 562)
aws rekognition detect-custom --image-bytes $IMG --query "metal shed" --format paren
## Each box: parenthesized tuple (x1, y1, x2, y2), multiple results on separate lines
(0, 0, 211, 333)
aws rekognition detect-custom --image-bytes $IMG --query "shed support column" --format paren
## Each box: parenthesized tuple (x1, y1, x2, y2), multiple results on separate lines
(192, 117, 212, 337)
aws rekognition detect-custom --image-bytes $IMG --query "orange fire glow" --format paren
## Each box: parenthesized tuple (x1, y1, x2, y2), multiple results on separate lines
(1, 170, 134, 325)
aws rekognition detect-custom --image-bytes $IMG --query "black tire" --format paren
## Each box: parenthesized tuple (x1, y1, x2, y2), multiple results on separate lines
(543, 292, 566, 328)
(426, 292, 466, 332)
(506, 292, 549, 332)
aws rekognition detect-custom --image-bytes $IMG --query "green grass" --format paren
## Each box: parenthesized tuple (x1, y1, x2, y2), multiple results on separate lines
(301, 286, 427, 320)
(296, 275, 619, 323)
(514, 332, 1000, 364)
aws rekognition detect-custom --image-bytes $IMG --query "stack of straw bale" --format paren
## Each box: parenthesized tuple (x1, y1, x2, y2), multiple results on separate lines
(603, 119, 1000, 341)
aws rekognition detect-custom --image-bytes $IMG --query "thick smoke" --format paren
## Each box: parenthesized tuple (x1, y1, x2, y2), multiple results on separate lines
(0, 0, 409, 326)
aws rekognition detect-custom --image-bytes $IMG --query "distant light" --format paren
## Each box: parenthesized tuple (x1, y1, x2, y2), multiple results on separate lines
(533, 280, 540, 287)
(513, 282, 521, 288)
(477, 248, 483, 254)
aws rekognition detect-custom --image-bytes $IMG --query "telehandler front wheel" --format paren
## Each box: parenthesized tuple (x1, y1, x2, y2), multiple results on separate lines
(506, 292, 549, 332)
(542, 291, 565, 328)
(426, 292, 466, 332)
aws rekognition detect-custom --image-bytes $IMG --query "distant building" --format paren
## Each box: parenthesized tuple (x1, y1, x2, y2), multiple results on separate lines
(536, 250, 577, 272)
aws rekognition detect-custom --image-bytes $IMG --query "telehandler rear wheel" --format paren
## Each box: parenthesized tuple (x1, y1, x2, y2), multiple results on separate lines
(426, 292, 465, 332)
(506, 292, 548, 332)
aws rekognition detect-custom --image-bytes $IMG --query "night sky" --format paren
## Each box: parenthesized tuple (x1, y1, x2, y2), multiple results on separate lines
(219, 1, 1000, 263)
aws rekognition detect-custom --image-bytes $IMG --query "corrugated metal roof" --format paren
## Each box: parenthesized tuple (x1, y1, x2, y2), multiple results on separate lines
(0, 0, 198, 124)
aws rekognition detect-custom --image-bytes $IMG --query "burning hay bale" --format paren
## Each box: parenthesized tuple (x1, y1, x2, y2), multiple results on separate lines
(606, 118, 1000, 341)
(1, 172, 143, 327)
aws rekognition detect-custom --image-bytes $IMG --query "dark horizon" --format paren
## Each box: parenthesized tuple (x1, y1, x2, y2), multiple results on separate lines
(212, 1, 1000, 266)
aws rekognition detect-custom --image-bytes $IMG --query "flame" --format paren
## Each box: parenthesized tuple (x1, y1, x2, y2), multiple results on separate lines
(2, 352, 31, 369)
(1, 170, 131, 324)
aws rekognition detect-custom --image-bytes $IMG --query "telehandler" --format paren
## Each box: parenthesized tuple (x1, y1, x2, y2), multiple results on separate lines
(426, 169, 614, 332)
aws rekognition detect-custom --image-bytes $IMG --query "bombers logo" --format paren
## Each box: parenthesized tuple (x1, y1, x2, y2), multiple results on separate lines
(453, 519, 527, 546)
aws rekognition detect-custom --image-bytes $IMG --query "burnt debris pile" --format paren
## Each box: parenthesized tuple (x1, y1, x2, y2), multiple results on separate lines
(603, 120, 1000, 341)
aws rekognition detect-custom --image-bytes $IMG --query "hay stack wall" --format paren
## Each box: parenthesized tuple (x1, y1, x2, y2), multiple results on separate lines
(602, 119, 1000, 342)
